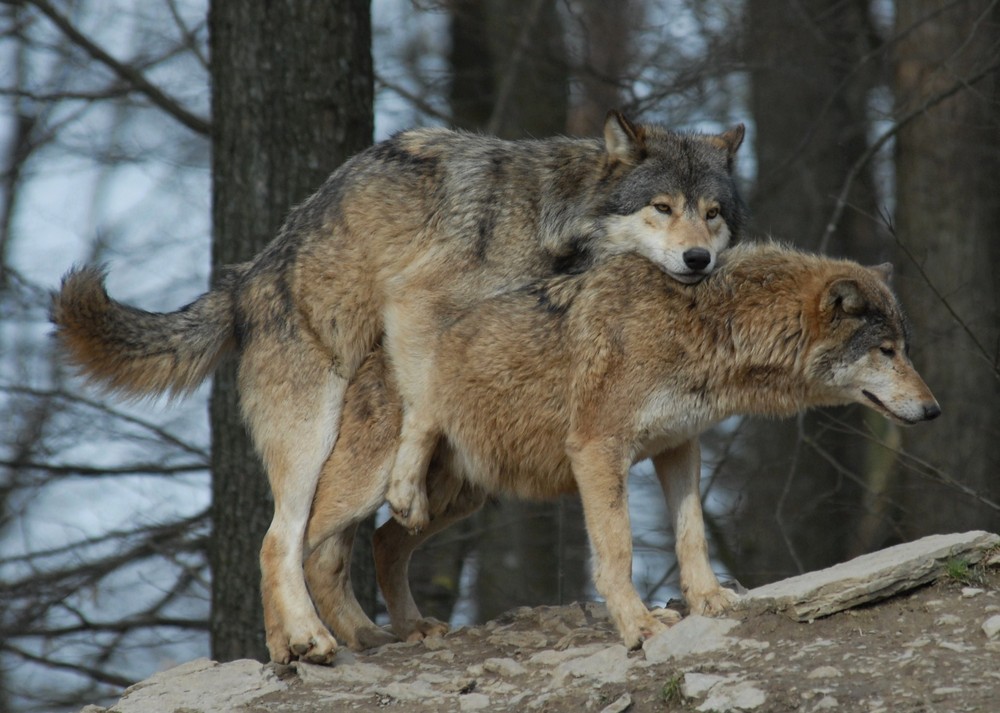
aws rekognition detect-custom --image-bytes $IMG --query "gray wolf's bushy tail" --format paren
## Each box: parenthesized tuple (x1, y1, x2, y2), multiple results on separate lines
(50, 266, 244, 398)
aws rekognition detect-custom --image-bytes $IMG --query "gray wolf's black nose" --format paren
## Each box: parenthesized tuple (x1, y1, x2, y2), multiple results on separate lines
(683, 248, 711, 271)
(923, 403, 942, 421)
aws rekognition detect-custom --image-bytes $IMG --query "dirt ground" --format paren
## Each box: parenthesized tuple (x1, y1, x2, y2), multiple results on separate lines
(248, 561, 999, 713)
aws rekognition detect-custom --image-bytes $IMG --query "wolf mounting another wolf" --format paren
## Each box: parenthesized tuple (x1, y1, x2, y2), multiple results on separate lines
(50, 113, 747, 663)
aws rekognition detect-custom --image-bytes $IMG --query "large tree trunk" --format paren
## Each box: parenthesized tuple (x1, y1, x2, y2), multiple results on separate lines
(566, 0, 640, 136)
(208, 0, 373, 661)
(730, 0, 884, 586)
(891, 0, 1000, 537)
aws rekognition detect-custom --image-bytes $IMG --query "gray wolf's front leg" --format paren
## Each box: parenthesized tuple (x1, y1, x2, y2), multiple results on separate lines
(385, 410, 438, 532)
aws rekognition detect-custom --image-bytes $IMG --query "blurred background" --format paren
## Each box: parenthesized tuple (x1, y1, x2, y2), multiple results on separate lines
(1, 0, 997, 710)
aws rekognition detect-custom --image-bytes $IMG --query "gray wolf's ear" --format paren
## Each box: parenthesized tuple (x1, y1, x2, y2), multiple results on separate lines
(703, 124, 745, 168)
(868, 262, 893, 285)
(604, 110, 646, 163)
(826, 278, 867, 317)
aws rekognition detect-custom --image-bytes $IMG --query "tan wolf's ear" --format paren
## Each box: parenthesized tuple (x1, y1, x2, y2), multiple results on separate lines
(604, 110, 646, 163)
(704, 123, 745, 161)
(867, 262, 893, 285)
(825, 278, 867, 317)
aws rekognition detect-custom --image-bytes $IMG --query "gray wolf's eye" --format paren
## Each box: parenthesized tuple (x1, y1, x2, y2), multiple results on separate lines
(653, 203, 672, 215)
(880, 346, 896, 358)
(706, 207, 719, 220)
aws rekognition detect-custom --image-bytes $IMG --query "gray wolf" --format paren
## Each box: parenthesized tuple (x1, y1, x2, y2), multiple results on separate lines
(49, 113, 746, 663)
(300, 241, 940, 654)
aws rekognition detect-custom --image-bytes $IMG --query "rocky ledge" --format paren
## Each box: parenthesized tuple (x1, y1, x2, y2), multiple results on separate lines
(84, 531, 1000, 713)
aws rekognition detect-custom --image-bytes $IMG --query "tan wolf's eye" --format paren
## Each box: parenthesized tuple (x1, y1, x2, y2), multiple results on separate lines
(880, 346, 896, 358)
(706, 207, 720, 220)
(653, 203, 672, 215)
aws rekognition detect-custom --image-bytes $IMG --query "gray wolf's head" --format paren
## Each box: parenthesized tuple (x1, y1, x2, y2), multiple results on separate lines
(599, 111, 747, 284)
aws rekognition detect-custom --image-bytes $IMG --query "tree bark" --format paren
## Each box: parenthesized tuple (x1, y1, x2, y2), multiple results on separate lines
(208, 0, 373, 661)
(891, 0, 1000, 537)
(731, 0, 884, 586)
(566, 0, 640, 136)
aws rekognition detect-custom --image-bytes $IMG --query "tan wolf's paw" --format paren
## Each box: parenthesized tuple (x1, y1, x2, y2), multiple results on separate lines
(268, 625, 339, 666)
(350, 625, 399, 651)
(688, 586, 741, 617)
(623, 613, 670, 650)
(386, 482, 431, 533)
(399, 617, 450, 643)
(650, 606, 683, 626)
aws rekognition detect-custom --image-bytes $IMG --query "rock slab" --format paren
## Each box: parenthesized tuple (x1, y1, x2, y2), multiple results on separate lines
(643, 614, 740, 663)
(744, 530, 1000, 621)
(104, 658, 286, 713)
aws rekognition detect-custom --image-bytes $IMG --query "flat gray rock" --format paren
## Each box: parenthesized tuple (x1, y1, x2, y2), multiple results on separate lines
(744, 530, 1000, 621)
(642, 615, 740, 663)
(105, 658, 286, 713)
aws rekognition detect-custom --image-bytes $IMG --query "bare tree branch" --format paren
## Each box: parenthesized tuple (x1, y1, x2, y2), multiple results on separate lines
(165, 0, 208, 69)
(820, 56, 1000, 251)
(15, 0, 210, 136)
(16, 616, 209, 638)
(487, 0, 546, 135)
(5, 645, 134, 689)
(0, 459, 207, 478)
(888, 215, 1000, 383)
(2, 385, 210, 459)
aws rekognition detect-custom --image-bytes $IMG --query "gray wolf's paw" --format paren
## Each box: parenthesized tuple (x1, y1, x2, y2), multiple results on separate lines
(386, 481, 430, 533)
(268, 624, 338, 665)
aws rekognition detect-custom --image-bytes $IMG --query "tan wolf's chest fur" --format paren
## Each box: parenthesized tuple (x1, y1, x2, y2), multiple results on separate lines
(424, 246, 829, 498)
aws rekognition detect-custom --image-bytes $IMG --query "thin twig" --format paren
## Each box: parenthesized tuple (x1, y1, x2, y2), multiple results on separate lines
(19, 0, 210, 136)
(820, 55, 1000, 251)
(5, 644, 134, 688)
(487, 0, 546, 135)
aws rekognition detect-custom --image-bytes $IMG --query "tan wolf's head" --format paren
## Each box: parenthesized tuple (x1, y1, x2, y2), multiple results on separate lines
(600, 111, 746, 284)
(806, 263, 940, 425)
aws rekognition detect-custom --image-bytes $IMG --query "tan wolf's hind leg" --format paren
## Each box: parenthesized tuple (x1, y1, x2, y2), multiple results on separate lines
(376, 469, 486, 643)
(304, 410, 400, 652)
(653, 439, 739, 616)
(305, 524, 398, 651)
(242, 343, 348, 665)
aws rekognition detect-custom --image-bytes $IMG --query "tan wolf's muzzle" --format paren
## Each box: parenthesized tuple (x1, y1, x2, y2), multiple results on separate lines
(861, 359, 941, 425)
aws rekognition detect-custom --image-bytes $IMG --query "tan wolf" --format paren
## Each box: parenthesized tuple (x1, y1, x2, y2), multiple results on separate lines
(49, 113, 746, 663)
(298, 241, 941, 654)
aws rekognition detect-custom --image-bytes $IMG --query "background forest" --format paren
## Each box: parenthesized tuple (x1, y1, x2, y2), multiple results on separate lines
(1, 0, 997, 710)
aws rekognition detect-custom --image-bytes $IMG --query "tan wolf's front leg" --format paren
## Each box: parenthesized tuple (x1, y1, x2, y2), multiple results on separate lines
(570, 437, 669, 649)
(385, 410, 438, 533)
(653, 440, 739, 616)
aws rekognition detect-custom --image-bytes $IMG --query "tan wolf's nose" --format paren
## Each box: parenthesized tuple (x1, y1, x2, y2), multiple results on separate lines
(923, 402, 942, 421)
(683, 248, 711, 271)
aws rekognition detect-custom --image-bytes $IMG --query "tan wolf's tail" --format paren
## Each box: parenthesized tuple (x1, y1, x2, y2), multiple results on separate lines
(50, 266, 242, 398)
